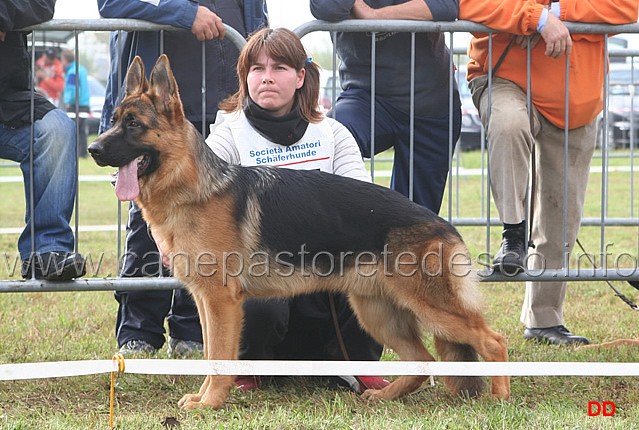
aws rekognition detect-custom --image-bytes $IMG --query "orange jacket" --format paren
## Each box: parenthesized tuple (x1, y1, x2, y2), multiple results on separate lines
(459, 0, 638, 129)
(35, 56, 64, 102)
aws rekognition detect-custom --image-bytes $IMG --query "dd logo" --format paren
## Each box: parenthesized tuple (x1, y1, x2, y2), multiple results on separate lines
(588, 401, 616, 416)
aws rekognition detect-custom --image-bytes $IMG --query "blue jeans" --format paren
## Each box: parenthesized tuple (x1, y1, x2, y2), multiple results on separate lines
(0, 109, 77, 259)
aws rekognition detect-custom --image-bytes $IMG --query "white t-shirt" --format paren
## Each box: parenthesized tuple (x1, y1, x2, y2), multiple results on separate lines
(205, 110, 370, 183)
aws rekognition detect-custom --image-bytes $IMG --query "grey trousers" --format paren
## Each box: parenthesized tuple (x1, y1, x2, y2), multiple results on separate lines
(470, 76, 597, 328)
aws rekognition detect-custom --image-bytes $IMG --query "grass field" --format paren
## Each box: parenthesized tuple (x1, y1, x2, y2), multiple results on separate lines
(1, 149, 639, 429)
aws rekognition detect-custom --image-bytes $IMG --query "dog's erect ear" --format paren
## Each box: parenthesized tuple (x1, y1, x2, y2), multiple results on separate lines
(125, 56, 148, 97)
(148, 54, 185, 122)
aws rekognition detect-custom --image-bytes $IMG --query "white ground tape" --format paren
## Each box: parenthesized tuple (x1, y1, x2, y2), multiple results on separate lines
(1, 360, 115, 380)
(1, 360, 638, 381)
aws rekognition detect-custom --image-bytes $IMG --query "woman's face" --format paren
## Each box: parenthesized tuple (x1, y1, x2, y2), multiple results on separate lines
(247, 51, 305, 117)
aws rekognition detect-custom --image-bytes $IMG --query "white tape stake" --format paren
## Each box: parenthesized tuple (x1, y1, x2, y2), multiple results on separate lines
(1, 360, 639, 381)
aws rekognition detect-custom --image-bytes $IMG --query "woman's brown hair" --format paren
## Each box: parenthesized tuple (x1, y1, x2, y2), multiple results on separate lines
(219, 27, 323, 123)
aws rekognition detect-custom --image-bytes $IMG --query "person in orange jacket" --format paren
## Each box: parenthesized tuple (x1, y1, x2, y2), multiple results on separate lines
(459, 0, 638, 345)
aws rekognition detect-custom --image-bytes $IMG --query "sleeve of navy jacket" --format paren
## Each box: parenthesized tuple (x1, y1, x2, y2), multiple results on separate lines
(310, 0, 459, 22)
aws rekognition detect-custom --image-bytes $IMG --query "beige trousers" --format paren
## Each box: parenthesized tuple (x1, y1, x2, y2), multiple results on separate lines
(470, 76, 597, 328)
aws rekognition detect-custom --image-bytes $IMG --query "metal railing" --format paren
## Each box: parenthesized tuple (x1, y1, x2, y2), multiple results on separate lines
(1, 19, 639, 292)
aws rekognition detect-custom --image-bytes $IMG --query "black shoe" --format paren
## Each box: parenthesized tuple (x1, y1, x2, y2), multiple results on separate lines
(493, 222, 526, 275)
(21, 252, 86, 281)
(523, 325, 590, 346)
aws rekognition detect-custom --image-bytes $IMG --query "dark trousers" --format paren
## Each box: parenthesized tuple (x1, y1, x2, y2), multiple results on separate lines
(240, 293, 383, 361)
(115, 201, 201, 349)
(66, 104, 89, 158)
(331, 88, 461, 213)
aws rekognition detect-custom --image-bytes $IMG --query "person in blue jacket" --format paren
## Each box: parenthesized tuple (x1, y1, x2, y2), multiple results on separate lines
(0, 0, 86, 281)
(97, 0, 268, 359)
(61, 50, 90, 157)
(310, 0, 461, 213)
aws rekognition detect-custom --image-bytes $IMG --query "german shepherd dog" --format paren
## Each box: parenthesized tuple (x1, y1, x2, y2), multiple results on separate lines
(89, 55, 510, 410)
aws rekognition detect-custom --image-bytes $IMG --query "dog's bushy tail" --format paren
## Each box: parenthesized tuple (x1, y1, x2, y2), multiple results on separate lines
(434, 337, 486, 398)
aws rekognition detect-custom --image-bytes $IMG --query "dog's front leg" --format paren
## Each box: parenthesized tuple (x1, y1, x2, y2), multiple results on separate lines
(178, 280, 244, 410)
(177, 291, 210, 407)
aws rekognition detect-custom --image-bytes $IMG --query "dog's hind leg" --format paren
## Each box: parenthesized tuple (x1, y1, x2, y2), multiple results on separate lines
(433, 336, 485, 398)
(460, 322, 510, 400)
(417, 307, 510, 400)
(347, 294, 433, 401)
(178, 282, 244, 410)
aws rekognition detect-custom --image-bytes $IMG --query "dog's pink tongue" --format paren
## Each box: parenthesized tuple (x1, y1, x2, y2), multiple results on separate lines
(115, 159, 140, 201)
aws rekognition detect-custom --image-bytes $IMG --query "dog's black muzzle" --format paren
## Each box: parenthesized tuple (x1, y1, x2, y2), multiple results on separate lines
(87, 139, 110, 167)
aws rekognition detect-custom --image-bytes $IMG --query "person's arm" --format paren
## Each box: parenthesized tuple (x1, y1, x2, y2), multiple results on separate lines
(205, 115, 241, 165)
(98, 0, 196, 28)
(459, 0, 544, 35)
(538, 11, 571, 58)
(97, 0, 225, 40)
(329, 119, 371, 183)
(459, 0, 573, 58)
(310, 0, 356, 22)
(559, 0, 638, 25)
(351, 0, 432, 20)
(311, 0, 457, 22)
(0, 0, 55, 32)
(352, 0, 458, 22)
(538, 1, 637, 58)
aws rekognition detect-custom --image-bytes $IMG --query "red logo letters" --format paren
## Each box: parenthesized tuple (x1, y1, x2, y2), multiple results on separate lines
(588, 401, 616, 416)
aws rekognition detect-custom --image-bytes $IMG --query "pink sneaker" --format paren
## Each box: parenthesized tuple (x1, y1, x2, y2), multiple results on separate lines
(235, 376, 261, 391)
(357, 376, 390, 390)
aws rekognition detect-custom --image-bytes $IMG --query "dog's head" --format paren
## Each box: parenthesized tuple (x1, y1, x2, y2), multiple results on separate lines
(88, 55, 186, 201)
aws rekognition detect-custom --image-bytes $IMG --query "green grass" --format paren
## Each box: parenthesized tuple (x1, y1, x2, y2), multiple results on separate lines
(1, 149, 639, 429)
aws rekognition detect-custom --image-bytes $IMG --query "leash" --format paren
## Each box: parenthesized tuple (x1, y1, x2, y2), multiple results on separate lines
(328, 293, 434, 393)
(328, 293, 371, 392)
(328, 293, 352, 361)
(328, 293, 385, 392)
(491, 35, 516, 79)
(575, 238, 639, 311)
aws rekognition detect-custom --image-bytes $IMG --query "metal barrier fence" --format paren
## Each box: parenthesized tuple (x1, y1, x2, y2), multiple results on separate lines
(1, 19, 639, 292)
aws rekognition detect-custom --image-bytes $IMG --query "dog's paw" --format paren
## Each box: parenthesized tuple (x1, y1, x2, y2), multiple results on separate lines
(489, 376, 511, 401)
(177, 393, 201, 408)
(361, 389, 386, 402)
(180, 400, 207, 411)
(179, 398, 225, 411)
(179, 391, 227, 410)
